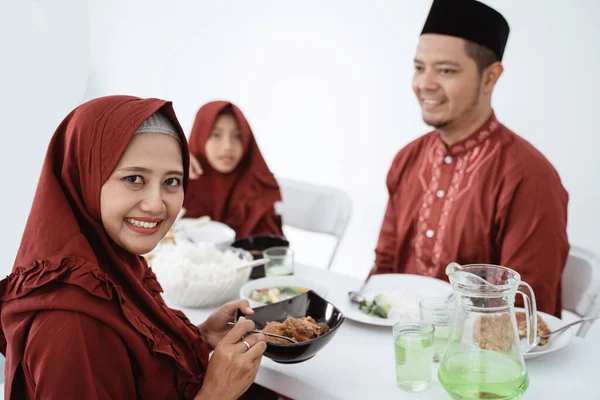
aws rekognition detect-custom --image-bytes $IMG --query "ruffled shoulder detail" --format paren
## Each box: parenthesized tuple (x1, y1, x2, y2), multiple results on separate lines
(0, 257, 206, 399)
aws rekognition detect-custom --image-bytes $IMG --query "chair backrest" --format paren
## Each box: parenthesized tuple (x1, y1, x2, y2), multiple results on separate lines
(274, 177, 352, 267)
(561, 245, 600, 337)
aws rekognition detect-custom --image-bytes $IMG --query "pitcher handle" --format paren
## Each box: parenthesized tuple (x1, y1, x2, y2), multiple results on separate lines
(517, 281, 538, 352)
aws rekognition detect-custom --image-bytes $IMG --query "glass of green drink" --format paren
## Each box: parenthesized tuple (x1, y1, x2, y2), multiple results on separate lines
(419, 297, 452, 362)
(393, 321, 434, 392)
(263, 246, 294, 276)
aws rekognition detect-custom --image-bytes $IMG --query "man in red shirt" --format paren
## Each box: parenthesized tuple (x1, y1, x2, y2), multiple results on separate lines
(374, 0, 569, 316)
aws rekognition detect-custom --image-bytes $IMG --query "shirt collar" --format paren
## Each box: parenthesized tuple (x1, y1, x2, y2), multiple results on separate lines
(435, 112, 500, 155)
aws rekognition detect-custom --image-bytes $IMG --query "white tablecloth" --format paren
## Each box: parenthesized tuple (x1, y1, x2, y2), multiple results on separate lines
(172, 265, 600, 400)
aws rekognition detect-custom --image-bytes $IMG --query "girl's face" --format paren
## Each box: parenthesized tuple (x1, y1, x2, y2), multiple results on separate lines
(100, 133, 184, 255)
(204, 114, 244, 173)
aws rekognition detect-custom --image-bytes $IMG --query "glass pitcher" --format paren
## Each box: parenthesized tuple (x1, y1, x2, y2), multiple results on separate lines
(438, 262, 537, 400)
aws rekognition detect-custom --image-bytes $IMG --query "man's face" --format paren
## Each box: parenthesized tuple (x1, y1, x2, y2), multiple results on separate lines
(412, 34, 484, 129)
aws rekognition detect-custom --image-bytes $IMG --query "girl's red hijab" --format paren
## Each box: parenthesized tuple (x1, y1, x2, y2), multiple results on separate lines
(183, 101, 282, 238)
(0, 95, 208, 399)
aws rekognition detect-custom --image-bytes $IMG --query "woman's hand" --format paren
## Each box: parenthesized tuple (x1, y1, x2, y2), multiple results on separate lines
(189, 153, 203, 179)
(195, 317, 267, 400)
(197, 300, 255, 350)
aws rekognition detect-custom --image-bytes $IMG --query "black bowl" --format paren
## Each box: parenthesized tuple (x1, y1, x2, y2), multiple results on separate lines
(234, 290, 345, 364)
(231, 235, 290, 279)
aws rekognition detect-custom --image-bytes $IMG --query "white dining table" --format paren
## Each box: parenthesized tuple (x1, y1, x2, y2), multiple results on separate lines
(171, 265, 600, 400)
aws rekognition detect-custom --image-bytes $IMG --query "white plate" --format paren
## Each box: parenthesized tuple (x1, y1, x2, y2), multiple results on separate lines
(523, 311, 574, 360)
(177, 219, 236, 249)
(240, 276, 328, 308)
(340, 274, 453, 327)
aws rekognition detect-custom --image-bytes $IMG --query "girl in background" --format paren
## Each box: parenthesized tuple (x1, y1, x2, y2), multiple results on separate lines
(184, 101, 284, 238)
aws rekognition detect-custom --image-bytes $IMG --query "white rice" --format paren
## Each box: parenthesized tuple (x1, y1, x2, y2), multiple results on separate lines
(151, 242, 246, 287)
(370, 290, 426, 321)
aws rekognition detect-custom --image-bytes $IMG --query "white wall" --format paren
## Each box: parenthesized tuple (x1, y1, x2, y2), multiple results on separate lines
(0, 0, 90, 275)
(83, 0, 600, 280)
(2, 0, 599, 282)
(1, 0, 599, 344)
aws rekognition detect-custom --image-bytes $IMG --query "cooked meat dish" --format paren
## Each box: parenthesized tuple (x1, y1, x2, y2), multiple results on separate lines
(261, 316, 329, 344)
(516, 311, 551, 346)
(476, 312, 551, 352)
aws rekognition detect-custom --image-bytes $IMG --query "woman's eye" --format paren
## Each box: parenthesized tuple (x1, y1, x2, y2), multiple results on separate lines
(210, 132, 221, 139)
(124, 175, 144, 184)
(164, 178, 182, 187)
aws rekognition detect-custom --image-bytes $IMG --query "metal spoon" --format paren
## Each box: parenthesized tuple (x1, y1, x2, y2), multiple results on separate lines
(541, 316, 598, 339)
(226, 321, 297, 344)
(524, 316, 599, 351)
(235, 258, 269, 271)
(348, 265, 377, 304)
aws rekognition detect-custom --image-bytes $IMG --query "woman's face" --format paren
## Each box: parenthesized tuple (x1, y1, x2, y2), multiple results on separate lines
(204, 114, 244, 173)
(100, 133, 184, 255)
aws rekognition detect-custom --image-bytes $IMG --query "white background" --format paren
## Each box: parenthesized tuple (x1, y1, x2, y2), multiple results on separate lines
(1, 1, 598, 339)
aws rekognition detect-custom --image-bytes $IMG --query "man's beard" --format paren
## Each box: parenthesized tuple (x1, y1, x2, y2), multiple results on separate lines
(427, 118, 450, 129)
(422, 80, 482, 130)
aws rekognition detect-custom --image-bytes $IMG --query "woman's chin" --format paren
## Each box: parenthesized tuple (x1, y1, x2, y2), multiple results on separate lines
(121, 238, 162, 256)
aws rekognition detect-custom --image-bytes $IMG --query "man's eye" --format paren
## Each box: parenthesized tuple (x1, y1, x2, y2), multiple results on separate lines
(439, 69, 457, 75)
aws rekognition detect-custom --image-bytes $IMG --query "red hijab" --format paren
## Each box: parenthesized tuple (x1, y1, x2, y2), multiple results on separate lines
(183, 101, 283, 238)
(0, 96, 208, 399)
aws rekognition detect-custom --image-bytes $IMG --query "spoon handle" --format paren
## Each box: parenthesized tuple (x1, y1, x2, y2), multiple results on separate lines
(226, 321, 296, 343)
(541, 316, 599, 338)
(236, 258, 269, 271)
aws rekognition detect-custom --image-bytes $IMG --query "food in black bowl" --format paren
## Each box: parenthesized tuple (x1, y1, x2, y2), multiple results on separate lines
(231, 235, 289, 279)
(234, 290, 344, 364)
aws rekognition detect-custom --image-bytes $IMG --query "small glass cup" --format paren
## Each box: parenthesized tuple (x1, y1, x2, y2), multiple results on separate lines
(393, 321, 434, 392)
(263, 246, 294, 276)
(419, 297, 452, 362)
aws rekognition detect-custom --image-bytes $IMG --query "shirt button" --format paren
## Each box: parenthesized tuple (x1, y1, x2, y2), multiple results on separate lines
(444, 156, 453, 164)
(437, 190, 445, 198)
(426, 229, 434, 238)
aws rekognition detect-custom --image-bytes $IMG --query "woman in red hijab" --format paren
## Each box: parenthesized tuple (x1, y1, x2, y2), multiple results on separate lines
(184, 101, 284, 238)
(0, 95, 267, 399)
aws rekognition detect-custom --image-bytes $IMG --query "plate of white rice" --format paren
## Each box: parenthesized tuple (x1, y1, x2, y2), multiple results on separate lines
(150, 241, 252, 308)
(342, 274, 453, 326)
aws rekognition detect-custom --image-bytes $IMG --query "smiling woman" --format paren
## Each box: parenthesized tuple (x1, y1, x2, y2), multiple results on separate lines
(0, 95, 268, 399)
(100, 113, 185, 255)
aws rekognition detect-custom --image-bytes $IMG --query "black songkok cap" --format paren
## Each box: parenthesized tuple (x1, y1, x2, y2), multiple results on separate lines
(421, 0, 510, 61)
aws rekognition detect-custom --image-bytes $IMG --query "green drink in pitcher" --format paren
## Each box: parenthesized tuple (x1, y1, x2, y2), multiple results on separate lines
(438, 349, 528, 399)
(393, 322, 434, 392)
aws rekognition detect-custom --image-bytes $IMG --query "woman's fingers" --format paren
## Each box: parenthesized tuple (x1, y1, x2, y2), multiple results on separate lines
(221, 317, 255, 345)
(235, 332, 267, 353)
(244, 339, 268, 361)
(189, 153, 203, 179)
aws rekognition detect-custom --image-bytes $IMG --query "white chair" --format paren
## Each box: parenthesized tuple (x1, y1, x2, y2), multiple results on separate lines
(561, 245, 600, 337)
(274, 177, 352, 269)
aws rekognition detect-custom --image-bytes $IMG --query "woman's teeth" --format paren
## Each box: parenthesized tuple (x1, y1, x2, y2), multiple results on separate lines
(126, 218, 159, 228)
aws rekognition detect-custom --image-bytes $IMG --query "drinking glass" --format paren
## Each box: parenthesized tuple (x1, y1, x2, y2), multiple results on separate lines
(393, 321, 434, 392)
(419, 297, 452, 362)
(263, 246, 294, 276)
